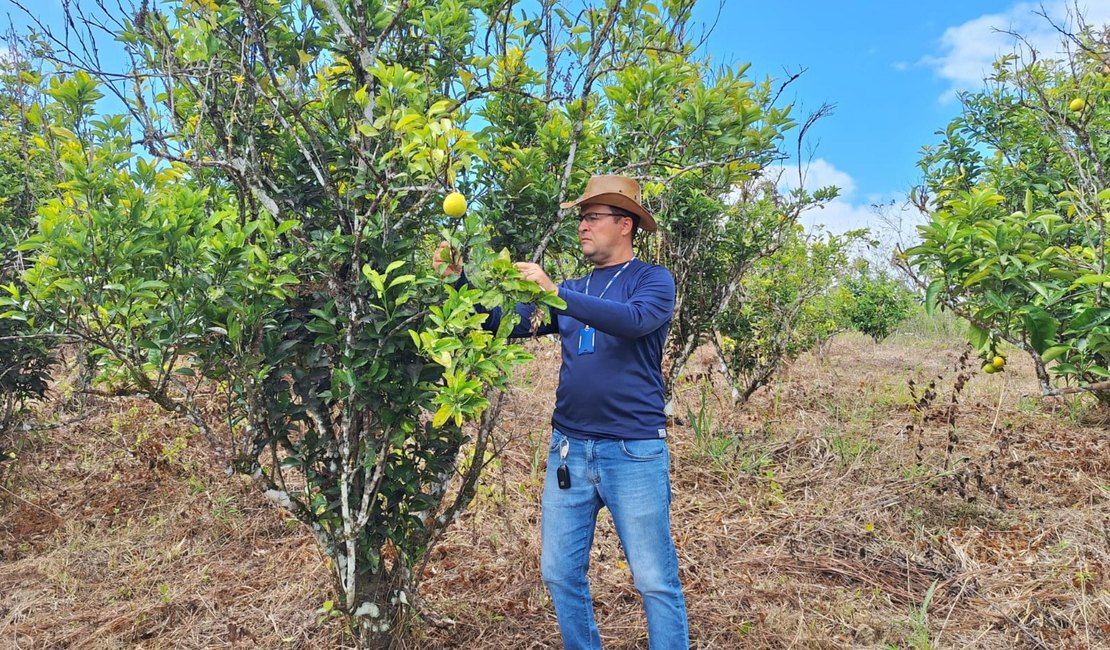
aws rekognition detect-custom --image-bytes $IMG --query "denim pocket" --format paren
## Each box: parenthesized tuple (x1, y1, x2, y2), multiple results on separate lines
(549, 429, 567, 453)
(618, 438, 666, 460)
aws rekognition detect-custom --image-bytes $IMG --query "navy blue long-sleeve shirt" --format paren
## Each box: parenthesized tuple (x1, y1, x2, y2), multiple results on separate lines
(474, 259, 675, 440)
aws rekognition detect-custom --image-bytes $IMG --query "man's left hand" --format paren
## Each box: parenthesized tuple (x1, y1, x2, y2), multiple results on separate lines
(515, 262, 558, 295)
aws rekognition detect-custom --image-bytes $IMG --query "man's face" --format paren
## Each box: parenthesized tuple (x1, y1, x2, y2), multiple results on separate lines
(578, 202, 631, 265)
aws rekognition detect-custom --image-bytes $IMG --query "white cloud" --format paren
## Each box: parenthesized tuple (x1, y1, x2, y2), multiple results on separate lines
(769, 158, 857, 197)
(799, 197, 875, 234)
(762, 159, 924, 246)
(801, 197, 923, 244)
(924, 1, 1110, 101)
(767, 159, 870, 233)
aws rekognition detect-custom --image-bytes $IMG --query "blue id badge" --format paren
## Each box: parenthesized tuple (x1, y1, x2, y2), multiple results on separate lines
(578, 326, 595, 355)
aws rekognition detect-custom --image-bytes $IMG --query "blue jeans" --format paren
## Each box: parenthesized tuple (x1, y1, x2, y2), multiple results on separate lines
(540, 429, 689, 649)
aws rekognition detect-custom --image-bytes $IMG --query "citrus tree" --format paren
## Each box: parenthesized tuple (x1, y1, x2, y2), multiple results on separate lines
(839, 258, 915, 342)
(16, 1, 560, 646)
(656, 162, 839, 399)
(901, 19, 1110, 399)
(0, 35, 54, 445)
(715, 224, 860, 402)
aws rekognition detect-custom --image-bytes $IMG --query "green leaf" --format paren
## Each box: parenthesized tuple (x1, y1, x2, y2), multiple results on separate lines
(431, 403, 453, 428)
(925, 279, 942, 317)
(427, 99, 452, 116)
(1022, 307, 1058, 354)
(1039, 345, 1069, 363)
(538, 292, 566, 310)
(1068, 307, 1110, 331)
(967, 323, 989, 352)
(135, 280, 169, 291)
(1087, 366, 1110, 378)
(275, 219, 300, 235)
(362, 265, 385, 294)
(1072, 274, 1110, 286)
(962, 265, 995, 287)
(388, 274, 415, 289)
(1026, 281, 1052, 302)
(395, 113, 422, 131)
(305, 320, 337, 335)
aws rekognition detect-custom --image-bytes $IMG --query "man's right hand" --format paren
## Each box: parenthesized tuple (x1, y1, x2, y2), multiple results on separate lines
(433, 241, 462, 278)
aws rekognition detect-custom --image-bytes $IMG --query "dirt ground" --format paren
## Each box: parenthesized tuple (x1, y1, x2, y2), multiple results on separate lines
(2, 330, 1108, 649)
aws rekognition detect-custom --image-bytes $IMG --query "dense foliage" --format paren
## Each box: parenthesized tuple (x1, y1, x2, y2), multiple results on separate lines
(716, 225, 860, 402)
(14, 3, 557, 646)
(839, 259, 915, 342)
(903, 23, 1110, 399)
(0, 41, 53, 441)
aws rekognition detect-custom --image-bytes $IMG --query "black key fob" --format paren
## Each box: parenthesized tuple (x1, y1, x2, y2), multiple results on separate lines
(557, 464, 571, 489)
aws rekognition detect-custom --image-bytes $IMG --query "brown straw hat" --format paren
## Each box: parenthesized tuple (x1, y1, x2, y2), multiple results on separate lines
(559, 175, 657, 232)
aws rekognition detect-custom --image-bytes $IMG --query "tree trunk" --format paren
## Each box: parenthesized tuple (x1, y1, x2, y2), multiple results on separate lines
(347, 569, 409, 649)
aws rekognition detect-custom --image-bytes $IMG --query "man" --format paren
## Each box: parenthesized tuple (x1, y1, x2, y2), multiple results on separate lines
(436, 175, 688, 649)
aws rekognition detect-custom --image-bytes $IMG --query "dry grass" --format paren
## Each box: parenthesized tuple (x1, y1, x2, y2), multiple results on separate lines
(0, 398, 351, 649)
(2, 330, 1109, 649)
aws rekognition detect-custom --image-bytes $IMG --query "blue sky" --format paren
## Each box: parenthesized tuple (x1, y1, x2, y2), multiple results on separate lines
(691, 0, 1110, 239)
(5, 0, 1110, 241)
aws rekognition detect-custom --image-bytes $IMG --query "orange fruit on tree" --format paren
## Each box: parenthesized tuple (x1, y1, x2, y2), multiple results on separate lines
(443, 191, 467, 217)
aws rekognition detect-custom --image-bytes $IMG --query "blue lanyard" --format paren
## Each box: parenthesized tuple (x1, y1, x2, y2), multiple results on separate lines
(584, 259, 633, 299)
(582, 259, 633, 334)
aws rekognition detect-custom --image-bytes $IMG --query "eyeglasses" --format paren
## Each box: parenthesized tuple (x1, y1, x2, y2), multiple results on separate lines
(579, 210, 629, 224)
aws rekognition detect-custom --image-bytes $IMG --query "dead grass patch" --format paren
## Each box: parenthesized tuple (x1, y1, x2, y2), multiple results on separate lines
(0, 396, 351, 649)
(2, 331, 1108, 649)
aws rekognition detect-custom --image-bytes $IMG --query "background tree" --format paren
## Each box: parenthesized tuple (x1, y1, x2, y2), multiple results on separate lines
(0, 34, 54, 451)
(461, 1, 837, 402)
(839, 258, 915, 342)
(901, 16, 1110, 400)
(715, 225, 859, 402)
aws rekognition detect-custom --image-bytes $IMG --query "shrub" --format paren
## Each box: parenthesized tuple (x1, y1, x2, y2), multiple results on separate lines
(840, 259, 915, 342)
